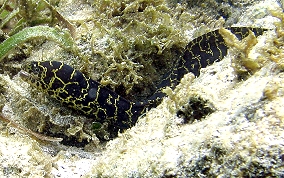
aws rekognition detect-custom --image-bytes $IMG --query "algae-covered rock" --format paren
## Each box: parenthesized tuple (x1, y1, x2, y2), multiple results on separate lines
(0, 0, 283, 177)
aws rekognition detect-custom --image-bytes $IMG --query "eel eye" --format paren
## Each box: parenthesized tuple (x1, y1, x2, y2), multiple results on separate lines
(29, 62, 41, 75)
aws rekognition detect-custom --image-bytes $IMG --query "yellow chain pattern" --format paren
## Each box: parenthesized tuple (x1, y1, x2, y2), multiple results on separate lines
(21, 27, 266, 136)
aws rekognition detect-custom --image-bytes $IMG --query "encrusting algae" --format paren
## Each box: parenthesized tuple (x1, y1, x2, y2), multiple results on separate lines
(0, 0, 283, 177)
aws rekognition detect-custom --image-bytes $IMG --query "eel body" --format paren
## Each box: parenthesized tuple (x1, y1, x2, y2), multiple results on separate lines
(20, 27, 266, 137)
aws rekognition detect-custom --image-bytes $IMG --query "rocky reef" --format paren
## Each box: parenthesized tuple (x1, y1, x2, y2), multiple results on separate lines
(0, 0, 283, 177)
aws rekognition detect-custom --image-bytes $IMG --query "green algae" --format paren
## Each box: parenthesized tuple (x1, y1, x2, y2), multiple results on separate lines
(89, 0, 190, 96)
(219, 28, 261, 78)
(0, 26, 77, 60)
(83, 0, 223, 100)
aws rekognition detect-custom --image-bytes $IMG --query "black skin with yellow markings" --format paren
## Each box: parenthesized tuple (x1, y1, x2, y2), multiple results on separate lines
(21, 61, 145, 132)
(21, 27, 266, 139)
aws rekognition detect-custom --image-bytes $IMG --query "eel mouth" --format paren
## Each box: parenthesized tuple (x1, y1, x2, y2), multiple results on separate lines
(19, 70, 33, 82)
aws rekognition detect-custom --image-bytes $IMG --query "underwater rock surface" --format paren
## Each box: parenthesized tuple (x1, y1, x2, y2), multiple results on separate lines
(0, 0, 283, 177)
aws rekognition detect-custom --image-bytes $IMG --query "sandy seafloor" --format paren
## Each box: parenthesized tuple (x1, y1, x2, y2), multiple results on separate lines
(0, 0, 284, 177)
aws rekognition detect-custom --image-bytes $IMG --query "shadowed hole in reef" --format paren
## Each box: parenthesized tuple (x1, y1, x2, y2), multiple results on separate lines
(59, 135, 89, 147)
(177, 97, 215, 124)
(44, 130, 90, 147)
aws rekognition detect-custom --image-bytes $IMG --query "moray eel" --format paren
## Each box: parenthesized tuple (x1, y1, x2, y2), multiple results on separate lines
(20, 27, 266, 138)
